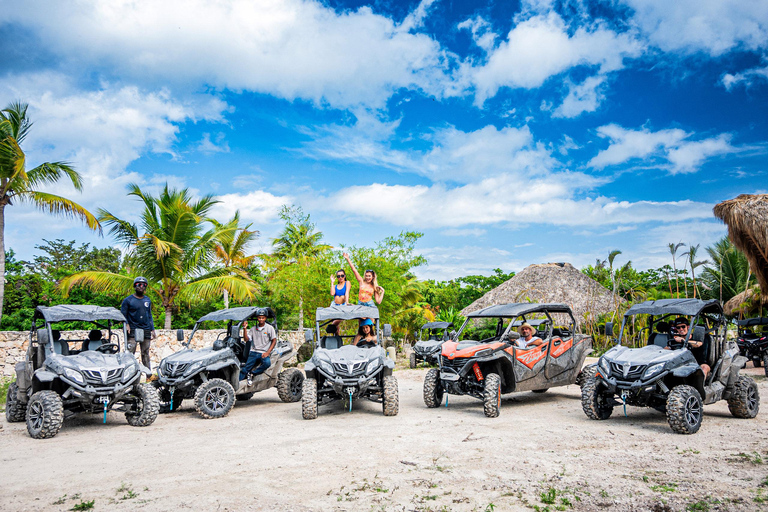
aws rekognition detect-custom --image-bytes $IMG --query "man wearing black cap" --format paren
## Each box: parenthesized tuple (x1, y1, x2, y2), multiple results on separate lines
(667, 317, 710, 378)
(121, 276, 156, 371)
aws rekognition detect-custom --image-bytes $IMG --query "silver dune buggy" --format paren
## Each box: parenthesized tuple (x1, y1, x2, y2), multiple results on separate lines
(410, 321, 454, 368)
(302, 304, 397, 419)
(154, 306, 303, 419)
(5, 305, 159, 439)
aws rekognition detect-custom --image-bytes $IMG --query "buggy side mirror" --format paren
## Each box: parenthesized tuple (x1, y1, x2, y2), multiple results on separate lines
(176, 329, 185, 342)
(38, 329, 50, 345)
(382, 324, 392, 337)
(304, 329, 314, 343)
(134, 328, 144, 342)
(604, 322, 614, 337)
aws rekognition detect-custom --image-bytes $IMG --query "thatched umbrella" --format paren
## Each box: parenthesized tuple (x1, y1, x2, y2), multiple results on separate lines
(714, 194, 768, 303)
(460, 262, 622, 326)
(723, 287, 761, 317)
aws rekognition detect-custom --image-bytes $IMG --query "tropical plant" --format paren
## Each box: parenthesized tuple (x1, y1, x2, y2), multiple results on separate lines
(211, 212, 259, 309)
(60, 184, 257, 328)
(701, 237, 754, 303)
(0, 101, 101, 323)
(681, 244, 708, 298)
(668, 242, 686, 298)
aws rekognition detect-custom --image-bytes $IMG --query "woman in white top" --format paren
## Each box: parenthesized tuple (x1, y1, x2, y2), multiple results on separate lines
(516, 323, 544, 348)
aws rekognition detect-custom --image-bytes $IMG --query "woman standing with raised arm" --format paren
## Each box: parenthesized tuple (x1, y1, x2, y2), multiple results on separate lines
(343, 252, 385, 306)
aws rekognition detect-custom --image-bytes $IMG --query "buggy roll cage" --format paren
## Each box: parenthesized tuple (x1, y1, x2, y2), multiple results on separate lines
(455, 303, 576, 343)
(31, 305, 129, 353)
(182, 306, 278, 347)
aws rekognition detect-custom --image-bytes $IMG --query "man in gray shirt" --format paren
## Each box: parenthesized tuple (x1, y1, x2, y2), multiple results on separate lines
(239, 309, 277, 385)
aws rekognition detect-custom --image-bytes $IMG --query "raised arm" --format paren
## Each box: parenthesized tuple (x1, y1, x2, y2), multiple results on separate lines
(329, 275, 336, 298)
(373, 276, 385, 304)
(343, 252, 363, 283)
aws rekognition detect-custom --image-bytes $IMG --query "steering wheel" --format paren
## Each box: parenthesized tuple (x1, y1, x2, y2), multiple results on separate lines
(96, 343, 119, 354)
(357, 341, 377, 349)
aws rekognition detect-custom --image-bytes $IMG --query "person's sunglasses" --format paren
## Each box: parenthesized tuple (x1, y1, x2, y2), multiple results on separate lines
(135, 283, 147, 287)
(336, 274, 345, 278)
(676, 324, 688, 329)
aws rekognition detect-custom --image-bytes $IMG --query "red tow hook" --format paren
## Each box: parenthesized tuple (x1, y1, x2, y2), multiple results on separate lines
(472, 362, 484, 381)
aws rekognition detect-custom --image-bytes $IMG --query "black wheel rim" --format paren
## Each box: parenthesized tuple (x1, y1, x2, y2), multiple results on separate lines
(684, 395, 702, 426)
(747, 385, 758, 413)
(204, 386, 229, 411)
(290, 374, 302, 396)
(28, 401, 44, 431)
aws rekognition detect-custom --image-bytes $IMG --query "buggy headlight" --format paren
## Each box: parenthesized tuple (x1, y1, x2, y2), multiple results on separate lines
(599, 358, 610, 375)
(644, 363, 665, 379)
(64, 367, 85, 384)
(475, 348, 493, 358)
(366, 359, 381, 374)
(122, 364, 138, 382)
(186, 361, 203, 374)
(319, 360, 334, 375)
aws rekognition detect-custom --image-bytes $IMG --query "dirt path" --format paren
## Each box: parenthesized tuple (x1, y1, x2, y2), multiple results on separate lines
(1, 364, 767, 512)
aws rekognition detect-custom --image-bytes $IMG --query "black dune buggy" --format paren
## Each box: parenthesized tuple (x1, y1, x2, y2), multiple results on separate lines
(424, 303, 592, 417)
(302, 304, 396, 419)
(583, 299, 759, 434)
(154, 306, 303, 419)
(410, 321, 454, 368)
(735, 316, 768, 376)
(5, 305, 159, 439)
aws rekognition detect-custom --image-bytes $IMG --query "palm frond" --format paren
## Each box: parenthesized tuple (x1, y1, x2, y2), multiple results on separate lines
(98, 209, 139, 246)
(177, 274, 258, 303)
(20, 191, 102, 234)
(59, 271, 134, 297)
(26, 162, 82, 191)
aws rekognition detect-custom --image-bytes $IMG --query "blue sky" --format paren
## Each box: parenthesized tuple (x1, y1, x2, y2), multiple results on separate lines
(1, 0, 767, 279)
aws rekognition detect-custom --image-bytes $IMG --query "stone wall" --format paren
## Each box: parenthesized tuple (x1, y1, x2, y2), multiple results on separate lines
(0, 329, 306, 378)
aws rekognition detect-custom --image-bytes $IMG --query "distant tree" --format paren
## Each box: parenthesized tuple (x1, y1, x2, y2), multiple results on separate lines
(0, 101, 101, 324)
(700, 237, 754, 303)
(668, 242, 686, 298)
(31, 239, 121, 282)
(681, 244, 708, 299)
(211, 212, 259, 309)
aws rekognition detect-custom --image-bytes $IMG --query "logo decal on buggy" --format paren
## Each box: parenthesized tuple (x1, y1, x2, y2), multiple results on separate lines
(516, 348, 547, 369)
(549, 338, 572, 358)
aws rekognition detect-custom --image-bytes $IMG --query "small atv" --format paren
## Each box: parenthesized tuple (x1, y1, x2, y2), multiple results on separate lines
(735, 316, 768, 376)
(154, 306, 303, 419)
(582, 299, 759, 434)
(410, 321, 454, 368)
(302, 304, 397, 419)
(5, 305, 159, 439)
(425, 303, 592, 417)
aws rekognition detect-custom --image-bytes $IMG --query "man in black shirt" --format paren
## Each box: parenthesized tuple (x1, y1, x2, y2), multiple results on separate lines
(121, 276, 156, 371)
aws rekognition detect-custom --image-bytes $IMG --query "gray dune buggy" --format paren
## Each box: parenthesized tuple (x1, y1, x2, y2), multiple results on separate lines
(410, 321, 454, 368)
(302, 304, 397, 419)
(154, 306, 303, 419)
(5, 305, 159, 439)
(424, 303, 592, 417)
(735, 316, 768, 376)
(582, 299, 760, 434)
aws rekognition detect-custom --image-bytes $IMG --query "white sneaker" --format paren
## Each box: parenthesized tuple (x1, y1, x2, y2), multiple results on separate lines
(247, 376, 253, 386)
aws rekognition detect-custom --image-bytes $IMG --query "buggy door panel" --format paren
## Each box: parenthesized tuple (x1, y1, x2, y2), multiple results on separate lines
(544, 337, 572, 379)
(513, 343, 549, 386)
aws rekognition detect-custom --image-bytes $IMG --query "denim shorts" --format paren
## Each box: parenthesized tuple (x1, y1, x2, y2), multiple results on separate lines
(358, 300, 375, 307)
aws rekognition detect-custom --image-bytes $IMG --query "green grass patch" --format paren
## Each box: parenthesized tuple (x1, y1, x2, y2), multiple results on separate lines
(70, 500, 95, 511)
(0, 377, 13, 409)
(650, 483, 678, 493)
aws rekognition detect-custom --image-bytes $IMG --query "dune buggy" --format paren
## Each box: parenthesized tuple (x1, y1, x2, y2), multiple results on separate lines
(424, 303, 592, 417)
(735, 316, 768, 376)
(302, 304, 397, 419)
(154, 306, 303, 419)
(583, 299, 759, 434)
(410, 321, 455, 368)
(5, 305, 159, 439)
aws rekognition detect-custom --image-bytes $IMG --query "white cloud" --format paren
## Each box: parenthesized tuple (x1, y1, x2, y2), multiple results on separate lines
(621, 0, 768, 56)
(441, 228, 487, 237)
(197, 132, 230, 154)
(3, 0, 452, 109)
(457, 16, 498, 53)
(722, 64, 768, 90)
(417, 245, 523, 280)
(469, 13, 642, 103)
(553, 75, 608, 118)
(589, 124, 736, 174)
(211, 190, 291, 227)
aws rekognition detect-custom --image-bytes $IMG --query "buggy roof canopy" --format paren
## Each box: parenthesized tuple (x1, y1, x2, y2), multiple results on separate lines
(420, 321, 454, 330)
(36, 305, 126, 323)
(196, 307, 275, 323)
(467, 303, 572, 318)
(624, 299, 722, 317)
(735, 317, 768, 327)
(316, 304, 379, 321)
(511, 319, 549, 327)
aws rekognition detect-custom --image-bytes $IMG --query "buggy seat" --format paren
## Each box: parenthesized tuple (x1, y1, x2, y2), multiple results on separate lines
(648, 321, 670, 347)
(83, 330, 105, 351)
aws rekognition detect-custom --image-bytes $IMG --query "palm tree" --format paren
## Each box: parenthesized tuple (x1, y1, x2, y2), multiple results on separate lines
(668, 242, 686, 298)
(681, 244, 708, 298)
(61, 184, 257, 328)
(0, 101, 101, 322)
(212, 212, 259, 309)
(271, 206, 330, 330)
(700, 237, 753, 303)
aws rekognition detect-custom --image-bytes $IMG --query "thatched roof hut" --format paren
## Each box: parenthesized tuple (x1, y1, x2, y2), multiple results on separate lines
(723, 288, 759, 317)
(714, 194, 768, 303)
(460, 262, 622, 326)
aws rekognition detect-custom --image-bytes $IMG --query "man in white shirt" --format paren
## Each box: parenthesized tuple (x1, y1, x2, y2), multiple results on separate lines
(516, 323, 544, 349)
(239, 310, 277, 385)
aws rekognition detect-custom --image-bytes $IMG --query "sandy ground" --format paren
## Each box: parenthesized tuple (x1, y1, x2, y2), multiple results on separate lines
(1, 361, 767, 512)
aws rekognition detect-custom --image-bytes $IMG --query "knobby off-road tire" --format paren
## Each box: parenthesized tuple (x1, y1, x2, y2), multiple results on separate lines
(409, 352, 417, 369)
(576, 365, 597, 389)
(5, 382, 26, 422)
(581, 378, 613, 420)
(753, 357, 762, 368)
(666, 385, 703, 434)
(423, 368, 444, 408)
(727, 375, 760, 419)
(483, 373, 502, 418)
(26, 390, 64, 439)
(194, 378, 235, 419)
(382, 375, 399, 416)
(302, 378, 318, 420)
(236, 393, 255, 401)
(126, 383, 160, 427)
(277, 368, 304, 403)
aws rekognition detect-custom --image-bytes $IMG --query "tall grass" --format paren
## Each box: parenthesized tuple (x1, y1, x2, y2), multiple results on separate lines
(0, 377, 13, 410)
